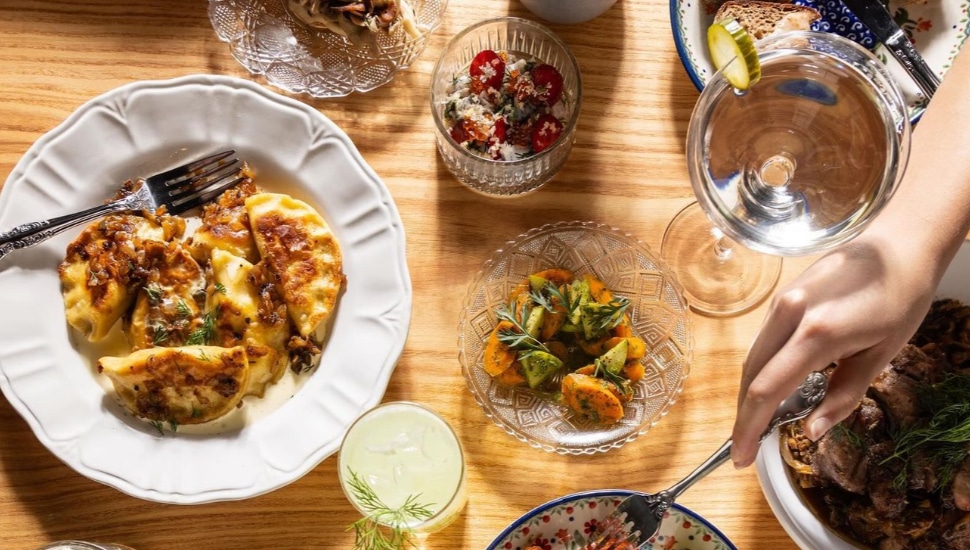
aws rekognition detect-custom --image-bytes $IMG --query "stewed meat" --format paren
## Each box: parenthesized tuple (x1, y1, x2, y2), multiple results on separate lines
(782, 299, 970, 549)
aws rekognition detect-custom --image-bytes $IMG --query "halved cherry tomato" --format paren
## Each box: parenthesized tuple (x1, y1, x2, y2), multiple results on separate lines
(470, 50, 506, 94)
(450, 120, 471, 145)
(489, 117, 509, 159)
(531, 113, 564, 153)
(531, 64, 564, 106)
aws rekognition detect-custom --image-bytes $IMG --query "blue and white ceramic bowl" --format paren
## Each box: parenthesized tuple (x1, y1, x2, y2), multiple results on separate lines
(487, 489, 737, 550)
(670, 0, 970, 120)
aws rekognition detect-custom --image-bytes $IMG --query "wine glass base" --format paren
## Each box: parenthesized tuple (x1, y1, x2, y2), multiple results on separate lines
(661, 202, 782, 317)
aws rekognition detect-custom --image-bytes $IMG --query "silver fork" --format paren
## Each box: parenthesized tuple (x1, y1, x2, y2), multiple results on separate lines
(586, 371, 829, 549)
(0, 150, 245, 260)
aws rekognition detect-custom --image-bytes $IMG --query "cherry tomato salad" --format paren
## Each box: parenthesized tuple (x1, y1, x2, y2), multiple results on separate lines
(444, 49, 567, 161)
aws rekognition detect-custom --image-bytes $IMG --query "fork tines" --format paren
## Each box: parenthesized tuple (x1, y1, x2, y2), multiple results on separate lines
(155, 149, 250, 215)
(154, 150, 236, 187)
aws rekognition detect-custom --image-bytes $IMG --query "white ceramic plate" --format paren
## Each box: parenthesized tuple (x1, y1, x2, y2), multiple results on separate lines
(0, 74, 412, 504)
(670, 0, 970, 120)
(486, 489, 737, 549)
(755, 239, 970, 549)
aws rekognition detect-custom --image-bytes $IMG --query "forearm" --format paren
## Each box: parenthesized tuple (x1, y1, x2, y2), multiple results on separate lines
(863, 47, 970, 278)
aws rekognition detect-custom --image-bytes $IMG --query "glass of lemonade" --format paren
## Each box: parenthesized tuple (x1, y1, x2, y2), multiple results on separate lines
(661, 30, 911, 316)
(338, 401, 467, 536)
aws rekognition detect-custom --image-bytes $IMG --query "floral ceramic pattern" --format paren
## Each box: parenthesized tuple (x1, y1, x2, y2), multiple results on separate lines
(670, 0, 970, 119)
(487, 490, 736, 550)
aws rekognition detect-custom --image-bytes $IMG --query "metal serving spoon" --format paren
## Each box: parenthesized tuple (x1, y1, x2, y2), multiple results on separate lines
(588, 371, 829, 549)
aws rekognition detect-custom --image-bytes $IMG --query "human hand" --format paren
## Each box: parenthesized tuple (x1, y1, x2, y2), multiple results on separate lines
(729, 234, 940, 468)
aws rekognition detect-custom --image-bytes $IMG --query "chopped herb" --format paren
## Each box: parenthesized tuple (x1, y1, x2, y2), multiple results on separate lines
(151, 323, 170, 346)
(214, 282, 227, 294)
(198, 350, 210, 362)
(185, 312, 215, 345)
(175, 298, 192, 318)
(144, 284, 163, 305)
(149, 420, 164, 435)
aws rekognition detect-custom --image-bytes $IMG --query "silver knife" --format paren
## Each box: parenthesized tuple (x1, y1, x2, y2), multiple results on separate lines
(841, 0, 940, 98)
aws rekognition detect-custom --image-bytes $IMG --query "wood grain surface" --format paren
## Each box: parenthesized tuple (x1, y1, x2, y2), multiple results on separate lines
(0, 1, 817, 548)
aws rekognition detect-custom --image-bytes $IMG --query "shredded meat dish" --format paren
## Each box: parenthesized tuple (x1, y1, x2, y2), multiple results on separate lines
(784, 299, 970, 549)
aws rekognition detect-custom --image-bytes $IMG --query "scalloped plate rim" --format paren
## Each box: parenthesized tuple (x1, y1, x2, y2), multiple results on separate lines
(0, 74, 412, 504)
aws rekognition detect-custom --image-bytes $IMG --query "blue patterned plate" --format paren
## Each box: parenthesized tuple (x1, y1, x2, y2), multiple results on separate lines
(670, 0, 970, 120)
(487, 489, 737, 550)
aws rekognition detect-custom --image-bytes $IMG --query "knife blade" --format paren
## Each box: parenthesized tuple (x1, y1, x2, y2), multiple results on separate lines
(840, 0, 940, 98)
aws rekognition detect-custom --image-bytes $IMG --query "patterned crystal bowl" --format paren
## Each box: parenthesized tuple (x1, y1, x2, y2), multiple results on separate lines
(458, 221, 693, 455)
(208, 0, 446, 98)
(430, 17, 582, 197)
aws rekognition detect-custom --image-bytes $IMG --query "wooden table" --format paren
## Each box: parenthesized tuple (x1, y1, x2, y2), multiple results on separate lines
(0, 1, 814, 548)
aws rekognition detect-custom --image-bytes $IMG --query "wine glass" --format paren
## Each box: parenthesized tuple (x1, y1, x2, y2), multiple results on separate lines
(661, 30, 911, 316)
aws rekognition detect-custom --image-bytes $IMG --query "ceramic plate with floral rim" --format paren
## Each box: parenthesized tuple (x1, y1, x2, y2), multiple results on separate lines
(670, 0, 970, 120)
(486, 489, 737, 550)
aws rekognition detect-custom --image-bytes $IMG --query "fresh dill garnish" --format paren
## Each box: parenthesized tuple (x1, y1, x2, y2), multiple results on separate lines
(882, 372, 970, 491)
(151, 323, 169, 346)
(144, 284, 162, 305)
(148, 419, 177, 435)
(185, 312, 215, 345)
(345, 468, 434, 550)
(830, 422, 864, 450)
(214, 282, 227, 294)
(149, 420, 164, 436)
(175, 298, 192, 318)
(495, 301, 551, 360)
(198, 350, 210, 362)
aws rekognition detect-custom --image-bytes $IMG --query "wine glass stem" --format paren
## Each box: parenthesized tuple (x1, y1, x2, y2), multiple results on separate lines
(712, 228, 734, 261)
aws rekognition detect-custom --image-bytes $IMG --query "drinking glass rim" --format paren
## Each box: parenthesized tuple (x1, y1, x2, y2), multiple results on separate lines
(337, 400, 467, 529)
(685, 28, 912, 256)
(428, 16, 584, 166)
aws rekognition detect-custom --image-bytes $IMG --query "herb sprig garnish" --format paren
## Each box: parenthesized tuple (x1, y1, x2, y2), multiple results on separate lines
(541, 283, 581, 318)
(881, 372, 970, 490)
(346, 469, 434, 550)
(585, 297, 631, 334)
(495, 301, 550, 360)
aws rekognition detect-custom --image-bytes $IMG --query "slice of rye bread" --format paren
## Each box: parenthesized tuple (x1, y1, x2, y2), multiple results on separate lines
(714, 0, 821, 41)
(702, 0, 791, 15)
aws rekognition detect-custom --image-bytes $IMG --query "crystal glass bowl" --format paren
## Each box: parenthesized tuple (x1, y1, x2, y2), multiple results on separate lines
(430, 17, 583, 197)
(458, 221, 693, 454)
(208, 0, 447, 98)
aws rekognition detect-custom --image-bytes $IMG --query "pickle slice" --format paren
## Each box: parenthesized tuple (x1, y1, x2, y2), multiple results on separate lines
(707, 17, 761, 90)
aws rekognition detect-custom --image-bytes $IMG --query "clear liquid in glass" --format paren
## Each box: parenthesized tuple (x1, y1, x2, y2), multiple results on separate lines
(695, 48, 905, 255)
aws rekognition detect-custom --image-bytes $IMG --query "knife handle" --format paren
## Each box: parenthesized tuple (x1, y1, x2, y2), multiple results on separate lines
(884, 29, 941, 98)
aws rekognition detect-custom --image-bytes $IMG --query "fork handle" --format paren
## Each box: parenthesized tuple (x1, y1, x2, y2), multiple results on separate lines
(0, 198, 135, 260)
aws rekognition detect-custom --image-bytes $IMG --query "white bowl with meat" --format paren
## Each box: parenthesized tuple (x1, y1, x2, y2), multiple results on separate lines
(756, 239, 970, 550)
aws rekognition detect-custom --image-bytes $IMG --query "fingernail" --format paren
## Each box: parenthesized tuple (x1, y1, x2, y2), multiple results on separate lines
(730, 448, 745, 469)
(808, 417, 832, 440)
